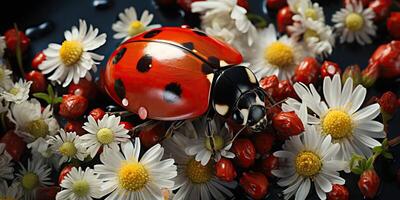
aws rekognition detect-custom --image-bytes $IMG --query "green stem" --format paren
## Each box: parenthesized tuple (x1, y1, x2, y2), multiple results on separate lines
(13, 23, 24, 76)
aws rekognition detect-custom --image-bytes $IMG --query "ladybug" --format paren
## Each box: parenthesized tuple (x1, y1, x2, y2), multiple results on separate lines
(104, 27, 267, 131)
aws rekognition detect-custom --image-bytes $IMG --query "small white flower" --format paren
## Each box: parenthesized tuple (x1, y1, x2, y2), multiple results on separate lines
(289, 18, 334, 57)
(0, 143, 13, 182)
(272, 125, 347, 200)
(48, 129, 87, 166)
(81, 114, 130, 158)
(39, 19, 107, 87)
(112, 7, 161, 41)
(192, 0, 257, 46)
(295, 0, 325, 22)
(182, 119, 234, 166)
(0, 64, 13, 90)
(163, 134, 236, 200)
(283, 74, 385, 163)
(56, 167, 104, 200)
(332, 0, 376, 45)
(94, 138, 177, 200)
(0, 36, 6, 58)
(0, 181, 23, 200)
(8, 99, 59, 146)
(1, 79, 31, 104)
(16, 158, 52, 200)
(249, 24, 306, 80)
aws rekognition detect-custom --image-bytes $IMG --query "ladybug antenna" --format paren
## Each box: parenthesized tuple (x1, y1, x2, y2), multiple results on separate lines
(228, 125, 247, 145)
(265, 98, 288, 110)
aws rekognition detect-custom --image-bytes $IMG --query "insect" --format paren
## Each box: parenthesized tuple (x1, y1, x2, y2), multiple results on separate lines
(104, 27, 268, 132)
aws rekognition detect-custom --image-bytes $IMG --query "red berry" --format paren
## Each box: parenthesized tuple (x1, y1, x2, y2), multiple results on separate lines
(252, 132, 275, 155)
(120, 121, 134, 130)
(277, 6, 294, 33)
(260, 75, 279, 99)
(369, 0, 392, 22)
(59, 95, 88, 119)
(4, 28, 30, 54)
(292, 57, 320, 84)
(321, 61, 341, 78)
(68, 78, 97, 100)
(378, 91, 398, 115)
(327, 184, 350, 200)
(36, 186, 61, 200)
(266, 0, 288, 10)
(237, 0, 249, 10)
(240, 172, 269, 200)
(387, 12, 400, 39)
(369, 41, 400, 78)
(362, 62, 380, 88)
(261, 154, 279, 177)
(358, 169, 380, 199)
(58, 165, 75, 184)
(139, 124, 165, 148)
(272, 111, 304, 137)
(89, 108, 106, 121)
(25, 70, 47, 93)
(231, 138, 256, 168)
(0, 130, 26, 161)
(64, 120, 85, 135)
(215, 158, 237, 182)
(342, 64, 362, 85)
(276, 80, 297, 101)
(31, 51, 46, 70)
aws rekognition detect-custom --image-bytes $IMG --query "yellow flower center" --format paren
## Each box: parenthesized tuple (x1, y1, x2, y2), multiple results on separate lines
(303, 29, 319, 40)
(59, 41, 83, 66)
(96, 128, 114, 144)
(59, 142, 77, 157)
(345, 13, 364, 31)
(72, 180, 90, 197)
(205, 135, 224, 151)
(304, 8, 318, 20)
(118, 162, 149, 191)
(295, 151, 321, 177)
(26, 119, 49, 139)
(322, 110, 353, 140)
(264, 42, 294, 68)
(186, 158, 213, 184)
(22, 172, 39, 191)
(128, 21, 145, 36)
(8, 87, 19, 95)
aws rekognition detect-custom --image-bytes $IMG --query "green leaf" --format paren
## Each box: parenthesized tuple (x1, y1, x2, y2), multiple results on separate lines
(247, 13, 268, 29)
(33, 93, 51, 104)
(47, 85, 54, 99)
(53, 97, 63, 104)
(366, 156, 374, 170)
(351, 167, 364, 175)
(372, 146, 383, 154)
(382, 151, 394, 159)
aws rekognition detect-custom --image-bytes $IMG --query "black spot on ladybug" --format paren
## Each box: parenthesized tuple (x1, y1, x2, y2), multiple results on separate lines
(143, 29, 162, 38)
(114, 79, 126, 100)
(207, 56, 220, 68)
(137, 54, 152, 73)
(113, 47, 126, 64)
(182, 42, 194, 50)
(201, 63, 214, 74)
(163, 82, 182, 103)
(193, 30, 207, 36)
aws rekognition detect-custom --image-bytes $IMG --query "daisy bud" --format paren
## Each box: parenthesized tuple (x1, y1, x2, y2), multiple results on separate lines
(272, 111, 304, 136)
(292, 57, 320, 85)
(4, 28, 30, 54)
(378, 91, 397, 122)
(215, 158, 237, 182)
(327, 184, 349, 200)
(362, 62, 380, 88)
(368, 0, 392, 22)
(0, 130, 26, 161)
(266, 0, 287, 11)
(276, 6, 294, 33)
(232, 138, 256, 168)
(387, 12, 400, 39)
(240, 172, 269, 200)
(59, 94, 88, 119)
(321, 61, 341, 79)
(342, 64, 362, 86)
(358, 169, 380, 199)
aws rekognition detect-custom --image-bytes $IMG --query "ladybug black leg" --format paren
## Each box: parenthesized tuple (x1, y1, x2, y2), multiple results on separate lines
(131, 120, 159, 135)
(162, 120, 187, 140)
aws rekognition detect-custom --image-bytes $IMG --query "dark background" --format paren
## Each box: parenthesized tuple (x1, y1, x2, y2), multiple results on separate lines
(1, 0, 399, 199)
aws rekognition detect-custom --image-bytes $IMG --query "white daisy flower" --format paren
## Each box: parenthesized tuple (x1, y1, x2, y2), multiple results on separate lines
(294, 0, 325, 22)
(16, 158, 52, 200)
(0, 181, 23, 200)
(81, 114, 130, 158)
(289, 18, 334, 57)
(204, 23, 236, 44)
(0, 36, 6, 58)
(249, 24, 306, 80)
(94, 138, 177, 200)
(0, 64, 13, 90)
(284, 74, 385, 163)
(272, 125, 347, 200)
(192, 0, 257, 46)
(0, 143, 13, 182)
(332, 0, 376, 45)
(56, 167, 104, 200)
(163, 134, 236, 200)
(7, 99, 59, 147)
(48, 129, 87, 166)
(287, 0, 310, 13)
(182, 119, 234, 166)
(1, 79, 31, 104)
(39, 19, 106, 87)
(112, 7, 161, 41)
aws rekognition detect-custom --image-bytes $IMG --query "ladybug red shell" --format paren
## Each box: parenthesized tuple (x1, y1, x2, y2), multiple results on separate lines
(105, 27, 243, 121)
